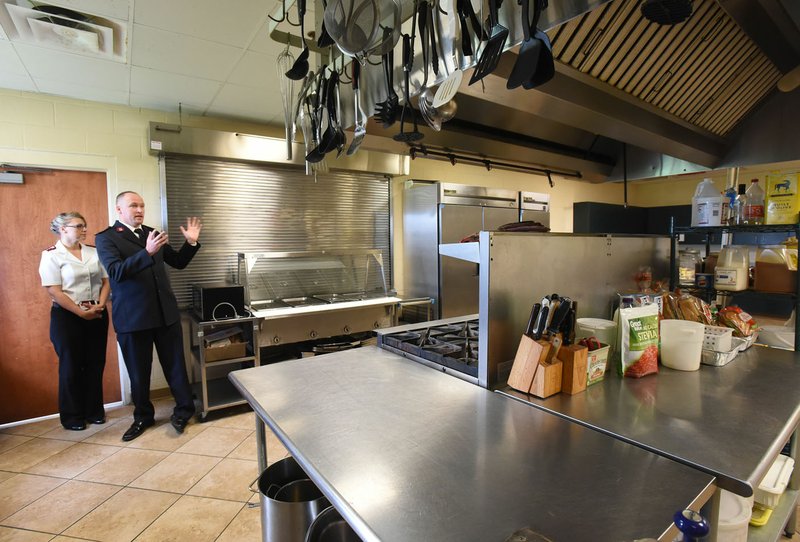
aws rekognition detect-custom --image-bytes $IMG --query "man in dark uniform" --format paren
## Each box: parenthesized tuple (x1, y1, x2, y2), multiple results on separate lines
(96, 191, 202, 441)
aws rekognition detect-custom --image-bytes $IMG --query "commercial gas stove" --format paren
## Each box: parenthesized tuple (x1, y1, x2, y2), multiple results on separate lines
(376, 316, 482, 385)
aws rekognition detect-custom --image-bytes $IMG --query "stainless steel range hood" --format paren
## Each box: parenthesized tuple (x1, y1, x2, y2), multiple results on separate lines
(353, 0, 800, 182)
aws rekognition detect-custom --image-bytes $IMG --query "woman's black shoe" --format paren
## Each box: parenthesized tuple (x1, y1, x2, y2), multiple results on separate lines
(87, 416, 106, 424)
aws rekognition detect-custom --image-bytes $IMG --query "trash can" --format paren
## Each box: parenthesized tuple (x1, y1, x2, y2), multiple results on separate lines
(305, 506, 362, 542)
(253, 456, 330, 542)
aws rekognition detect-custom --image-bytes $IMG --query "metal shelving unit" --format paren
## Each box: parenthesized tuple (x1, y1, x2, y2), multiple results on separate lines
(669, 220, 800, 540)
(188, 315, 260, 421)
(668, 220, 800, 350)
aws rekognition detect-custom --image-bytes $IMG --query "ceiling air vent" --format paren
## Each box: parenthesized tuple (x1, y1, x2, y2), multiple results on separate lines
(0, 0, 127, 62)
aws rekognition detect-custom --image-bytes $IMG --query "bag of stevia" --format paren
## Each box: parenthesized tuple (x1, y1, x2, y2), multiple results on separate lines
(618, 302, 659, 378)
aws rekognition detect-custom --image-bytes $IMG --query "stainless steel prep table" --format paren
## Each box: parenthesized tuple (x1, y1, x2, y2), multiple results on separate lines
(229, 346, 715, 542)
(499, 345, 800, 540)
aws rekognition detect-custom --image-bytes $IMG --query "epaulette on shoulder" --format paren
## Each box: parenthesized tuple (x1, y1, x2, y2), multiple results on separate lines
(45, 245, 56, 251)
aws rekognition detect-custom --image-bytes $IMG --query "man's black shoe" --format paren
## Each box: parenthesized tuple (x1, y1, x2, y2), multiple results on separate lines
(63, 423, 86, 431)
(122, 420, 154, 442)
(170, 415, 189, 434)
(87, 416, 106, 425)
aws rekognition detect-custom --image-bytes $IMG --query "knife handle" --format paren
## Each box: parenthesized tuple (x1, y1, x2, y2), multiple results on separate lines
(532, 305, 549, 340)
(525, 303, 541, 337)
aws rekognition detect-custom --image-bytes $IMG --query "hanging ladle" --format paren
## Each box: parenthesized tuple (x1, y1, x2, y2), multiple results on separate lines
(285, 0, 310, 80)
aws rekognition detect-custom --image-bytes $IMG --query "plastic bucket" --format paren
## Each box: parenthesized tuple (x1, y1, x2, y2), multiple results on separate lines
(255, 456, 330, 542)
(305, 506, 361, 542)
(660, 320, 704, 371)
(576, 318, 618, 359)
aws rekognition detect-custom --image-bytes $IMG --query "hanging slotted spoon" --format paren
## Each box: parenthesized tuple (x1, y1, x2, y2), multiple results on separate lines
(276, 42, 296, 160)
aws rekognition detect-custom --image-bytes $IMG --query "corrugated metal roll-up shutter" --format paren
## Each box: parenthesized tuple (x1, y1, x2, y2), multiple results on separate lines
(162, 155, 392, 309)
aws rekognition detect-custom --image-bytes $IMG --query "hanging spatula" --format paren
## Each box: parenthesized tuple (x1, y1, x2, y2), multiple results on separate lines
(506, 0, 542, 89)
(467, 0, 508, 85)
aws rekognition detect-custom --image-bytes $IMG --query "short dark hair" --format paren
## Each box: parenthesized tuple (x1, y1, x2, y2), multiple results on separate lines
(115, 191, 140, 204)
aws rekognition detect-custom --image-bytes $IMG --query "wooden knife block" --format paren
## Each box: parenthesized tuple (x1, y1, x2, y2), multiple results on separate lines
(530, 358, 563, 399)
(557, 344, 588, 395)
(507, 335, 550, 394)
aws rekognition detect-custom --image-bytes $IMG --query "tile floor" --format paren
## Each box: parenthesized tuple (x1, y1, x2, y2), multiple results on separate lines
(3, 399, 800, 541)
(0, 399, 290, 542)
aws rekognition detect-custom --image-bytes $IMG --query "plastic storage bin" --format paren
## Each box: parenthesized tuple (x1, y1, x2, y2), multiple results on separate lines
(718, 489, 753, 542)
(660, 320, 705, 371)
(755, 454, 795, 509)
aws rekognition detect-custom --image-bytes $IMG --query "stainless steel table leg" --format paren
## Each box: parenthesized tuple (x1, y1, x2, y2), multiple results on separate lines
(700, 487, 720, 542)
(255, 415, 267, 473)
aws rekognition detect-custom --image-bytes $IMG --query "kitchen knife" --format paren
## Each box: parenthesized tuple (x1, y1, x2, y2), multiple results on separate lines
(532, 299, 549, 340)
(524, 303, 541, 337)
(544, 298, 559, 332)
(561, 301, 577, 345)
(547, 296, 572, 335)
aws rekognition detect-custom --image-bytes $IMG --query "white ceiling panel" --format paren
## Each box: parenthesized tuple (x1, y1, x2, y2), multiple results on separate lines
(228, 51, 280, 89)
(35, 78, 129, 104)
(0, 72, 35, 91)
(0, 42, 26, 75)
(130, 66, 221, 105)
(128, 92, 206, 115)
(14, 43, 130, 90)
(208, 83, 274, 122)
(247, 22, 276, 54)
(46, 0, 131, 20)
(131, 24, 242, 81)
(133, 0, 267, 47)
(0, 22, 7, 39)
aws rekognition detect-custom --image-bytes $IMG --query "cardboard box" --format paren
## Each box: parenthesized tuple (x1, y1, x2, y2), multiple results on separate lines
(204, 340, 247, 362)
(766, 172, 799, 225)
(585, 344, 610, 386)
(754, 262, 797, 293)
(203, 326, 247, 362)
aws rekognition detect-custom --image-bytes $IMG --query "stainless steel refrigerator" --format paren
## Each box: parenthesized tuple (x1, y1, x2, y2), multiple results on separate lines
(520, 190, 551, 227)
(402, 182, 521, 319)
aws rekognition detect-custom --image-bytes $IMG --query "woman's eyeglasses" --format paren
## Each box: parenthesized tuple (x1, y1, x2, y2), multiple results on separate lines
(65, 224, 87, 229)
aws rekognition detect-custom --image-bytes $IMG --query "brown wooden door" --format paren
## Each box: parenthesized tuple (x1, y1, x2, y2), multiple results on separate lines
(0, 169, 120, 424)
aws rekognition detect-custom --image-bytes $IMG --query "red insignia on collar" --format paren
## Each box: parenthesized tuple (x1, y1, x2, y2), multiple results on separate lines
(116, 227, 125, 232)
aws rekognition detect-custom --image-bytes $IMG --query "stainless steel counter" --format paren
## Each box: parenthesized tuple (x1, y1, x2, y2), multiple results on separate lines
(229, 346, 714, 542)
(499, 344, 800, 498)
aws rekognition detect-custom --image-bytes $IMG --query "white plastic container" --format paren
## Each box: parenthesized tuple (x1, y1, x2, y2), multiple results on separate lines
(691, 178, 724, 227)
(576, 318, 618, 361)
(755, 454, 795, 509)
(718, 489, 753, 542)
(660, 320, 705, 371)
(715, 246, 749, 291)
